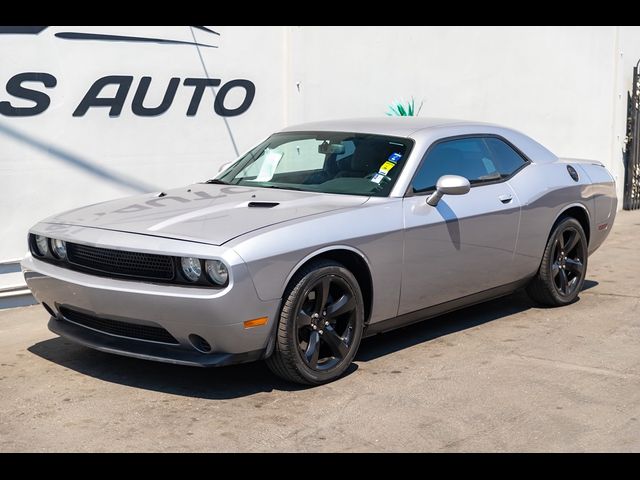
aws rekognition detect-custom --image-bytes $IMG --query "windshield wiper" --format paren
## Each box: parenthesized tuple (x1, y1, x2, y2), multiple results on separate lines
(260, 185, 306, 192)
(204, 180, 306, 191)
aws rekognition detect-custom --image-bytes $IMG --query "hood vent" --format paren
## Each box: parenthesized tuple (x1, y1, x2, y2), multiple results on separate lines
(248, 201, 280, 208)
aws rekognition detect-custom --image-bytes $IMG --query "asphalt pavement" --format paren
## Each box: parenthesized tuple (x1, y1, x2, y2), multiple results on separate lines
(1, 211, 639, 452)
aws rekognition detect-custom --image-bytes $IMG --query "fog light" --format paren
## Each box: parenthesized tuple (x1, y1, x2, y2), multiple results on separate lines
(180, 257, 202, 282)
(205, 259, 229, 286)
(51, 239, 67, 259)
(189, 334, 212, 353)
(34, 235, 50, 257)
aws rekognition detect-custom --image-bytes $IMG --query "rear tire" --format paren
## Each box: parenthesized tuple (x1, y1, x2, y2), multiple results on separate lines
(526, 216, 588, 306)
(266, 259, 364, 385)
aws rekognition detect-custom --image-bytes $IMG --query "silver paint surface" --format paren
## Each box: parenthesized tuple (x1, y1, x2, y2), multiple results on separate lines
(23, 118, 618, 363)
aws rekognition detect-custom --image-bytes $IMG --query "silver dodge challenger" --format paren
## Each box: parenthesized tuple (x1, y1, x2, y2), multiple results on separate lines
(22, 118, 617, 384)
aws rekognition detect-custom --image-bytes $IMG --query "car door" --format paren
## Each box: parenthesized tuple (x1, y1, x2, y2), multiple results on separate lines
(399, 135, 527, 315)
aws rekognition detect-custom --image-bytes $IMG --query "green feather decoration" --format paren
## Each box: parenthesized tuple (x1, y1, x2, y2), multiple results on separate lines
(386, 97, 423, 116)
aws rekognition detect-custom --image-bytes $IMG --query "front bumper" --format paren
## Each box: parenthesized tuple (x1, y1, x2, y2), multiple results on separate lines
(22, 252, 281, 367)
(47, 316, 264, 367)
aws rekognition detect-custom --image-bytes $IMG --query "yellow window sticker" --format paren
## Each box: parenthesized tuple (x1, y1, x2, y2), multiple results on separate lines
(379, 161, 396, 174)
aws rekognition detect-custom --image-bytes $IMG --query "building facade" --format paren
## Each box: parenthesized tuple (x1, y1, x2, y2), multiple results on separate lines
(1, 25, 639, 297)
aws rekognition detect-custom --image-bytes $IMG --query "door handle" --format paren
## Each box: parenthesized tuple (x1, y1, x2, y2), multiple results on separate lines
(498, 194, 513, 204)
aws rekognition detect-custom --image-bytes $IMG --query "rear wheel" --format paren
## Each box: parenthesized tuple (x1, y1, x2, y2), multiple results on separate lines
(266, 259, 364, 385)
(526, 216, 588, 306)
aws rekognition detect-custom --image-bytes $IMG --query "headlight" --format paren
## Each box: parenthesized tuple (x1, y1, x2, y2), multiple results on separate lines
(205, 259, 229, 286)
(34, 235, 50, 257)
(180, 257, 202, 282)
(51, 238, 67, 259)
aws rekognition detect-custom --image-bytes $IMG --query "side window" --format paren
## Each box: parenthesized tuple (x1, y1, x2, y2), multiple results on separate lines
(484, 137, 527, 176)
(412, 136, 527, 193)
(412, 138, 498, 193)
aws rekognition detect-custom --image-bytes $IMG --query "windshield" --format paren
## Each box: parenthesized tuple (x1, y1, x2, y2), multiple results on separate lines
(213, 131, 413, 197)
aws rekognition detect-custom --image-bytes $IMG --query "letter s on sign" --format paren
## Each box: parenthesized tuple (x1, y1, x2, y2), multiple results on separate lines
(0, 72, 57, 117)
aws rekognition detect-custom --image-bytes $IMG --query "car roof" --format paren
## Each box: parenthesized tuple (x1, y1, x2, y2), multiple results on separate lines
(279, 117, 501, 137)
(278, 117, 559, 164)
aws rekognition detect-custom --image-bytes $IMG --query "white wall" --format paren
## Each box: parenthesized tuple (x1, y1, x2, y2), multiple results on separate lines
(1, 25, 638, 264)
(0, 26, 286, 262)
(286, 26, 639, 202)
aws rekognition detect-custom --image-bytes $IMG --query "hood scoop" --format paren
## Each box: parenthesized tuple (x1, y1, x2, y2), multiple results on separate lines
(248, 201, 280, 208)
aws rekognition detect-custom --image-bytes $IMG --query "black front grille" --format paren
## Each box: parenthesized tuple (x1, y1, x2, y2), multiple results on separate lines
(60, 307, 179, 344)
(67, 243, 175, 280)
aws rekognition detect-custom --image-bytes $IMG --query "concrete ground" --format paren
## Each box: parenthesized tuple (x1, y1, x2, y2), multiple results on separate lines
(1, 212, 639, 452)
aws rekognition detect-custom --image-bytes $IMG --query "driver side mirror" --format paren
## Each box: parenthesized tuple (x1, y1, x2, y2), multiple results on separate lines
(426, 175, 471, 206)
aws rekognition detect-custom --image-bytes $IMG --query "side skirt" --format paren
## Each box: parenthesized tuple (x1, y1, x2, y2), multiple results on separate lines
(363, 279, 530, 337)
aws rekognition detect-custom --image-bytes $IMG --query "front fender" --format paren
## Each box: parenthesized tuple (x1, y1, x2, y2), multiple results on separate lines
(229, 198, 405, 323)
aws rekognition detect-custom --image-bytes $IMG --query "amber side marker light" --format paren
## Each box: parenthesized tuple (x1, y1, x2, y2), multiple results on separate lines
(244, 317, 268, 329)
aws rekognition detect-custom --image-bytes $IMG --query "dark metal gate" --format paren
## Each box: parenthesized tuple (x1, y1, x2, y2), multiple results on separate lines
(624, 60, 640, 210)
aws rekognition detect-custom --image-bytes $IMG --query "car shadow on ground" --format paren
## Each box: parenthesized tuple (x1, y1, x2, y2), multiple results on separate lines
(28, 337, 318, 399)
(28, 284, 598, 400)
(356, 289, 534, 361)
(357, 281, 598, 361)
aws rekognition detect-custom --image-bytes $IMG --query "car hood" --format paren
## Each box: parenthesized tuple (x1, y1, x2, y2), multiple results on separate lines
(43, 184, 369, 245)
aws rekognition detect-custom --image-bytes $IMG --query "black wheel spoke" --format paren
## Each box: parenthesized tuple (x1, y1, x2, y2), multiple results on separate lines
(551, 262, 561, 278)
(305, 331, 320, 368)
(322, 324, 349, 358)
(565, 258, 583, 275)
(315, 277, 331, 313)
(564, 230, 579, 254)
(568, 276, 579, 290)
(558, 234, 565, 251)
(297, 311, 312, 327)
(326, 293, 355, 319)
(558, 269, 569, 294)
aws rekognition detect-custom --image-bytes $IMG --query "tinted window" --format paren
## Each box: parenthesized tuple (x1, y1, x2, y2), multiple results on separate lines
(412, 137, 526, 193)
(216, 132, 412, 197)
(484, 137, 527, 176)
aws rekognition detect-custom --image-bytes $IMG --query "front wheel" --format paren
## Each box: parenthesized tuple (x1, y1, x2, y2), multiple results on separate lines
(266, 259, 365, 385)
(526, 216, 588, 306)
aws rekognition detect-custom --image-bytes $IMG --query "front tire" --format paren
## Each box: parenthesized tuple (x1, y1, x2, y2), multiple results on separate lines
(526, 216, 588, 306)
(266, 259, 365, 385)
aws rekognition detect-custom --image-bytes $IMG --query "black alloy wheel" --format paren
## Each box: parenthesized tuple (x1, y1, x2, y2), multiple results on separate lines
(550, 225, 586, 298)
(266, 259, 365, 385)
(526, 216, 588, 306)
(296, 274, 357, 371)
